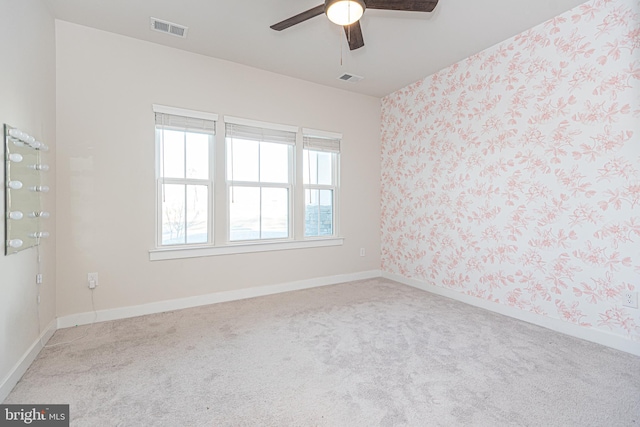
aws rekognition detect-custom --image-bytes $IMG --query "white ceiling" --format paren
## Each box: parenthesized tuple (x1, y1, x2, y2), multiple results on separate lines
(42, 0, 588, 98)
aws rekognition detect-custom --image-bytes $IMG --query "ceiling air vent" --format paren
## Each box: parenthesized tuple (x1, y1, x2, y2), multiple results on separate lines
(337, 73, 364, 83)
(150, 17, 188, 38)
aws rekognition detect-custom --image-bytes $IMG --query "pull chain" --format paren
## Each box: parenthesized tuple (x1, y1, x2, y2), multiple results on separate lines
(340, 24, 343, 66)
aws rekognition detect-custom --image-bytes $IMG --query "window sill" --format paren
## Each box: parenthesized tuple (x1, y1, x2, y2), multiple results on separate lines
(149, 237, 344, 261)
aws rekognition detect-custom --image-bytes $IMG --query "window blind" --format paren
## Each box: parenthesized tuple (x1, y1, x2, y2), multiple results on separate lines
(155, 112, 216, 134)
(225, 123, 296, 145)
(303, 135, 341, 153)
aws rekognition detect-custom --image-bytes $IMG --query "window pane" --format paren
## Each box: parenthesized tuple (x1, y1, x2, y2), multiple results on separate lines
(162, 184, 186, 245)
(305, 189, 319, 237)
(316, 152, 332, 185)
(305, 189, 333, 237)
(186, 185, 208, 244)
(303, 150, 333, 185)
(162, 130, 185, 178)
(261, 187, 289, 239)
(186, 133, 209, 179)
(303, 150, 317, 185)
(227, 139, 258, 182)
(319, 189, 333, 236)
(260, 142, 289, 184)
(229, 186, 260, 241)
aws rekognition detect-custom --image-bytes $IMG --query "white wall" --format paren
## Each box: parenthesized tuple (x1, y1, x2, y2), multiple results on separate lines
(0, 0, 56, 399)
(55, 21, 381, 317)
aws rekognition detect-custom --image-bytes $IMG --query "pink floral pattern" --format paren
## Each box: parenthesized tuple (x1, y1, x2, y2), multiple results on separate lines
(380, 0, 640, 341)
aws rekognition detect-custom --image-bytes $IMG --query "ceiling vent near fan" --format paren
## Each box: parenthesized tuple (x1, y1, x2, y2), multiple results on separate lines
(150, 17, 188, 38)
(338, 73, 364, 83)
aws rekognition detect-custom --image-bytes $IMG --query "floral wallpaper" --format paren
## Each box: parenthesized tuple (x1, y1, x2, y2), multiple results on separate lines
(380, 0, 640, 343)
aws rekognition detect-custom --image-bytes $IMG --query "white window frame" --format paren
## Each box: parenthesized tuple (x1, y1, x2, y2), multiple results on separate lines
(149, 111, 344, 261)
(302, 128, 341, 239)
(154, 105, 217, 248)
(224, 116, 296, 243)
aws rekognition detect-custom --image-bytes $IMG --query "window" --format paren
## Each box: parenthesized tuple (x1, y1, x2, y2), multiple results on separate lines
(151, 107, 343, 260)
(303, 131, 340, 237)
(154, 106, 217, 246)
(225, 119, 295, 242)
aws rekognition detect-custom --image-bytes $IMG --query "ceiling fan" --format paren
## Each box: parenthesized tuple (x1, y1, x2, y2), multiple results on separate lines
(270, 0, 439, 51)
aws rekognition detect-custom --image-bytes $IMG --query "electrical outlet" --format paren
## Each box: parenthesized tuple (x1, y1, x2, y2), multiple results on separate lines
(88, 272, 99, 289)
(360, 248, 365, 257)
(623, 292, 638, 309)
(36, 274, 42, 284)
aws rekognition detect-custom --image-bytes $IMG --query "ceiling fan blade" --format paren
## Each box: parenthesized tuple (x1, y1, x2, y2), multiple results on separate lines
(270, 5, 325, 31)
(364, 0, 438, 12)
(343, 21, 365, 51)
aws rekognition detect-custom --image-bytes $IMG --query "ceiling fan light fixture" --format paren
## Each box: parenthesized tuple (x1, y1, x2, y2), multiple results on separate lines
(325, 0, 366, 26)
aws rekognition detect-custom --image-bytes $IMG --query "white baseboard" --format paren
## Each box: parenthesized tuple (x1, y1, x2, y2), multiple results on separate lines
(383, 271, 640, 357)
(57, 270, 382, 329)
(0, 319, 56, 402)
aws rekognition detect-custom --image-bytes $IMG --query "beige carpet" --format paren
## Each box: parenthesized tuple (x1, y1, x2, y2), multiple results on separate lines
(5, 278, 640, 426)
